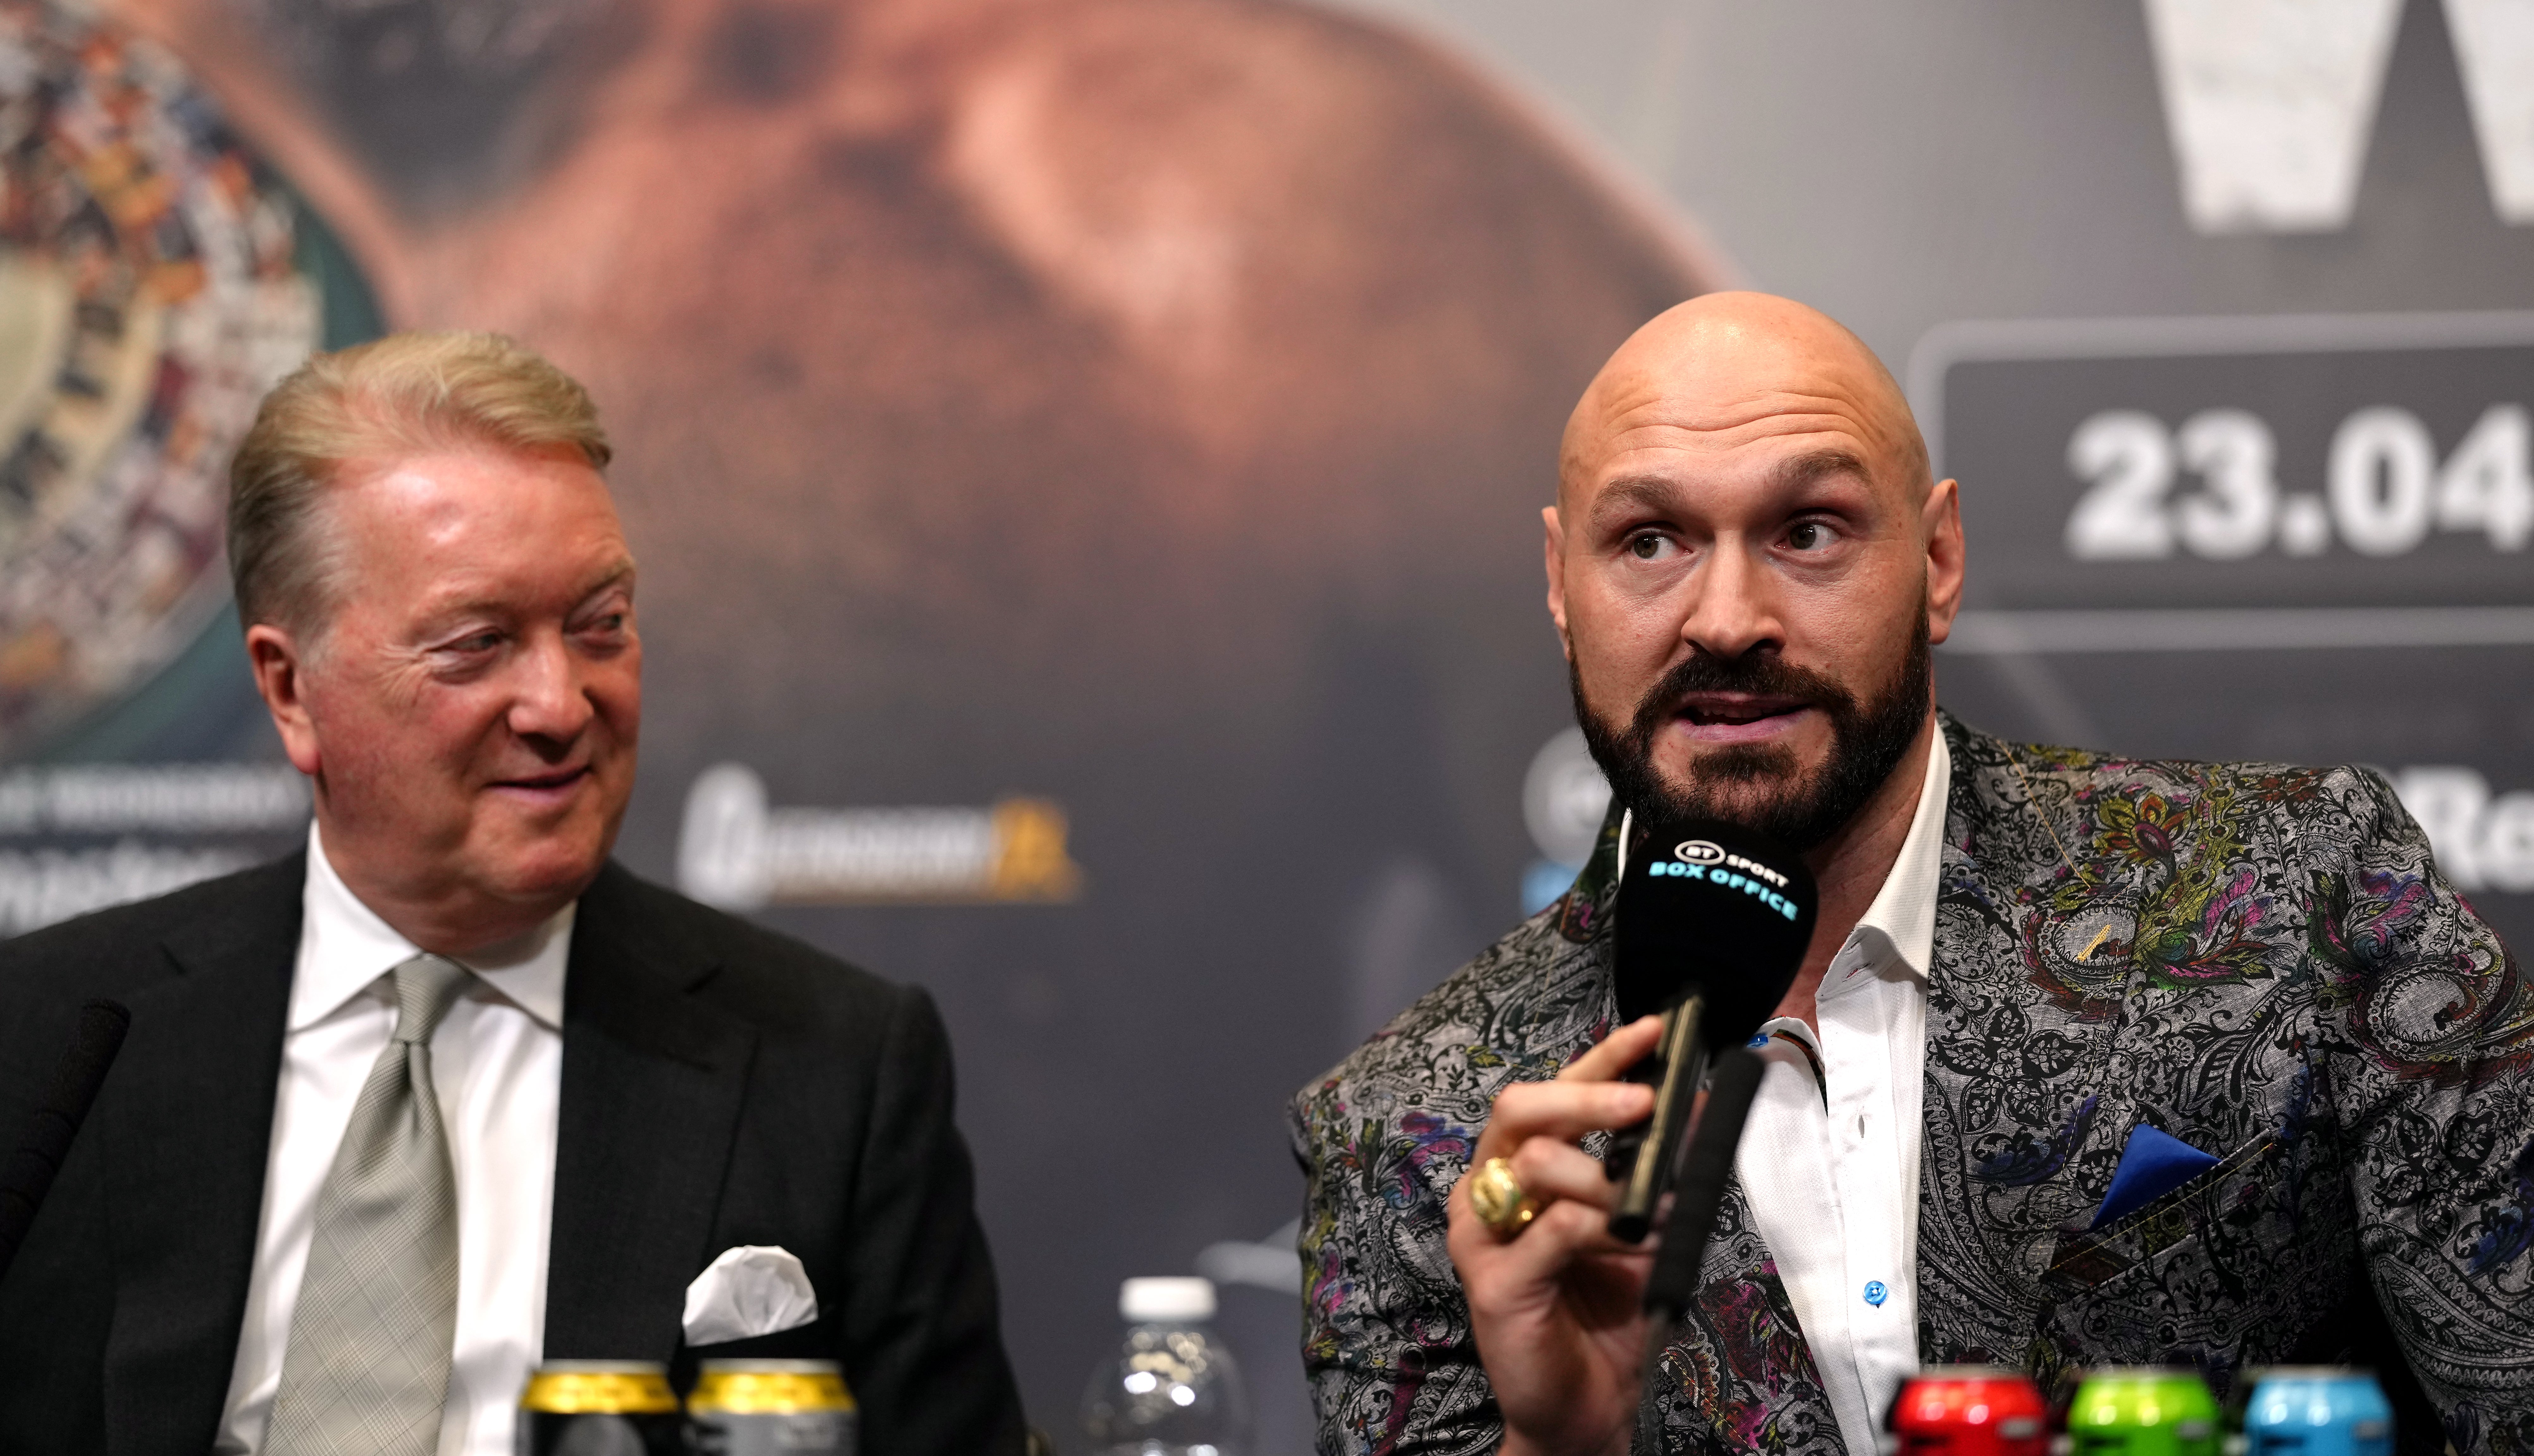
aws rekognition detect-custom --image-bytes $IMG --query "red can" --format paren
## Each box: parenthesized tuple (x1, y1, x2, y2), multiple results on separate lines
(1890, 1366, 2052, 1456)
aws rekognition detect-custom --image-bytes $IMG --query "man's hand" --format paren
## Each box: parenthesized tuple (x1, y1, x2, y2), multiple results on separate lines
(1446, 1014, 1665, 1456)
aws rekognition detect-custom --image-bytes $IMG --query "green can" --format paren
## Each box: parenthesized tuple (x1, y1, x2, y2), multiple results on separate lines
(2068, 1369, 2222, 1456)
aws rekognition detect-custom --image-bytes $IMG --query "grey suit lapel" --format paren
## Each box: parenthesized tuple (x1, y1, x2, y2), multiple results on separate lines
(100, 853, 303, 1454)
(542, 865, 758, 1364)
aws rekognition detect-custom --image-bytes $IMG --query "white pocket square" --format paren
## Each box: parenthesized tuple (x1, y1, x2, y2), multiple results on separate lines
(682, 1244, 820, 1346)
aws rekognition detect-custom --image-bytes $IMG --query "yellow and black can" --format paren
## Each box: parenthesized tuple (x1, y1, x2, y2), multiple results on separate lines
(688, 1359, 856, 1456)
(516, 1360, 688, 1456)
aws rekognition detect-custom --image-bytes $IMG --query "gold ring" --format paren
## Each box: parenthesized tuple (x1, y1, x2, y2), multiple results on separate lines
(1467, 1156, 1540, 1239)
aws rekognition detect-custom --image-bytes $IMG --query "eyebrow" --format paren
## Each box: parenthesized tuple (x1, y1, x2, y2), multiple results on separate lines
(1589, 476, 1679, 521)
(1771, 448, 1873, 493)
(579, 558, 639, 599)
(417, 558, 638, 627)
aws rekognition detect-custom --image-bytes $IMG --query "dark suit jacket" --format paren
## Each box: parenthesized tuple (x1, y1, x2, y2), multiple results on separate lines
(0, 852, 1028, 1455)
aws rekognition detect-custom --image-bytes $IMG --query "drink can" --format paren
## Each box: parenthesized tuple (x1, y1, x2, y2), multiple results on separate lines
(689, 1358, 857, 1456)
(1889, 1365, 2051, 1456)
(2243, 1368, 2393, 1456)
(515, 1360, 688, 1456)
(2069, 1368, 2222, 1456)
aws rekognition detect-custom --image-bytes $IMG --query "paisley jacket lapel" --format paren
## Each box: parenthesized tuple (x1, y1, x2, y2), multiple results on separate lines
(1917, 718, 2139, 1368)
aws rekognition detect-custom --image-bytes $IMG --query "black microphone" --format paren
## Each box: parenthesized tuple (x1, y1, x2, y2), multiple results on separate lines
(1641, 1043, 1767, 1322)
(0, 999, 132, 1283)
(1604, 819, 1814, 1243)
(1632, 1043, 1771, 1450)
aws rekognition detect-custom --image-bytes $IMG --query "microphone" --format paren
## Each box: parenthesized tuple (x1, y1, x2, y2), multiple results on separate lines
(1633, 1043, 1771, 1450)
(1641, 1044, 1767, 1322)
(1604, 819, 1814, 1243)
(0, 999, 132, 1283)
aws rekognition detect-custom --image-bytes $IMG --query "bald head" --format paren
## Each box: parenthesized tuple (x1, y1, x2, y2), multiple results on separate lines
(1559, 292, 1930, 512)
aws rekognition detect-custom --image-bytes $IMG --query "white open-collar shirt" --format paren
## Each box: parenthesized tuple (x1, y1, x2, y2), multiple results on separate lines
(214, 823, 571, 1456)
(1735, 729, 1950, 1455)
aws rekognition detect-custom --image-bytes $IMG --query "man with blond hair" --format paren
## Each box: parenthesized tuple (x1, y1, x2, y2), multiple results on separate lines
(0, 333, 1027, 1456)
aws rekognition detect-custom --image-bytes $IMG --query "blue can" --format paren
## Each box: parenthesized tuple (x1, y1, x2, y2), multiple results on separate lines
(2243, 1368, 2393, 1456)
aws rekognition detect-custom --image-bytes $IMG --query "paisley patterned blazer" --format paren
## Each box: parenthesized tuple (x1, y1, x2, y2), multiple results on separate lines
(1288, 714, 2534, 1456)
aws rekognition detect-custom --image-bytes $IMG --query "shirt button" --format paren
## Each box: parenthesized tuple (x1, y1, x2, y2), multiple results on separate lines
(1863, 1280, 1888, 1307)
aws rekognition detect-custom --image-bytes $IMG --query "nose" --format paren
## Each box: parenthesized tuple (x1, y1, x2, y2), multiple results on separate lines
(1678, 537, 1784, 661)
(507, 631, 596, 747)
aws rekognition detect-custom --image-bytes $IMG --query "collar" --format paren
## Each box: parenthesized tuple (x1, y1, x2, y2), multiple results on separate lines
(293, 821, 573, 1032)
(1831, 726, 1951, 993)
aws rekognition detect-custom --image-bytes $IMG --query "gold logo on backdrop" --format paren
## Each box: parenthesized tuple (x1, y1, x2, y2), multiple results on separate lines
(676, 764, 1086, 909)
(988, 799, 1084, 902)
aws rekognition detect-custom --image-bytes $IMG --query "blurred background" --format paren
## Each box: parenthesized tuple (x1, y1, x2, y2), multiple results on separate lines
(3, 0, 2531, 1448)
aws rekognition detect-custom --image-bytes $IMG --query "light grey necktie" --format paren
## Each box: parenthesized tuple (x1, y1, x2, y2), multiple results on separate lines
(266, 953, 473, 1456)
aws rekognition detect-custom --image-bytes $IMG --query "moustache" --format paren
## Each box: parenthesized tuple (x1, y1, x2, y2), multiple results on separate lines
(1626, 651, 1856, 740)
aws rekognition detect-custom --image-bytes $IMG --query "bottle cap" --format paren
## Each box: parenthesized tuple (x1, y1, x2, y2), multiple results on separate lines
(1120, 1276, 1216, 1322)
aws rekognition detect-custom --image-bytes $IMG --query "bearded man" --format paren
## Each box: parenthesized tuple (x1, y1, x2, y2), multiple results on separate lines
(1289, 293, 2534, 1456)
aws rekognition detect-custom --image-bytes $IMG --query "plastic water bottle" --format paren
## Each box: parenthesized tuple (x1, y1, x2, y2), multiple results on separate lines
(1079, 1276, 1252, 1456)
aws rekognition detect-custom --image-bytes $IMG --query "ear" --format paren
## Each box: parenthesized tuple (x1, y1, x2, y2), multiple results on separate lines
(245, 623, 324, 777)
(1542, 504, 1572, 660)
(1922, 477, 1964, 645)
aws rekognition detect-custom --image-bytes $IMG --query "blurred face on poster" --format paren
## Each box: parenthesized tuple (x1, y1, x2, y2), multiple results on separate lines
(1545, 292, 1965, 853)
(247, 448, 642, 952)
(66, 0, 1722, 1420)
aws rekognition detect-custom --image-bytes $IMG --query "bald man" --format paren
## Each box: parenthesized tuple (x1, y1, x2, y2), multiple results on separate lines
(1289, 294, 2534, 1456)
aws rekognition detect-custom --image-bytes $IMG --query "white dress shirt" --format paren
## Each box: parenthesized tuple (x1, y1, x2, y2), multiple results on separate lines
(1734, 730, 1950, 1456)
(215, 824, 570, 1456)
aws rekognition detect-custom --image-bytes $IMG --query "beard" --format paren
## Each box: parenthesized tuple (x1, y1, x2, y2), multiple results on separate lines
(1569, 611, 1931, 853)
